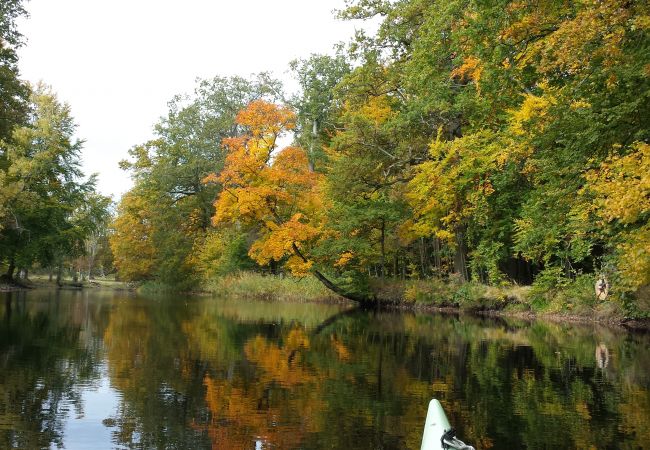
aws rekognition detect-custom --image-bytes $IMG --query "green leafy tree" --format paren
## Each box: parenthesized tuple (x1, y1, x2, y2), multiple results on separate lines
(339, 0, 650, 303)
(0, 0, 29, 143)
(0, 0, 30, 233)
(0, 85, 103, 281)
(290, 53, 350, 171)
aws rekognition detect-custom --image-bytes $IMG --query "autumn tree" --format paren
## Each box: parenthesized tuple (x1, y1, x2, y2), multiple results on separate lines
(110, 188, 157, 281)
(209, 100, 373, 303)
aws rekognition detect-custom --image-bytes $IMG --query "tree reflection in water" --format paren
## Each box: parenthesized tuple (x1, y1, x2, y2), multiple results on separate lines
(0, 291, 103, 449)
(1, 291, 649, 449)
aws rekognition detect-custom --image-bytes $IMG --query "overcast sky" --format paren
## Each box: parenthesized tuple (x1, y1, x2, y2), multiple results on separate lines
(17, 0, 367, 200)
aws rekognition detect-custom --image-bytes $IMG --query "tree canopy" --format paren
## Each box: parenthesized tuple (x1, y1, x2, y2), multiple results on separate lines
(104, 0, 650, 313)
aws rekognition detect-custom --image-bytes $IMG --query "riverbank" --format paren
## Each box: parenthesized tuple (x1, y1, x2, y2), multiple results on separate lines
(4, 271, 648, 329)
(378, 277, 649, 329)
(0, 275, 134, 292)
(199, 272, 650, 329)
(0, 281, 25, 292)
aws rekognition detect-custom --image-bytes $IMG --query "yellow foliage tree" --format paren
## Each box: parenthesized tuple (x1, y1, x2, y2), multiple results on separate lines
(109, 190, 157, 281)
(585, 142, 650, 289)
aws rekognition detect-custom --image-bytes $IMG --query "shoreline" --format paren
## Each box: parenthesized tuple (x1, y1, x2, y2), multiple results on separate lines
(387, 303, 650, 331)
(3, 276, 649, 331)
(0, 278, 135, 293)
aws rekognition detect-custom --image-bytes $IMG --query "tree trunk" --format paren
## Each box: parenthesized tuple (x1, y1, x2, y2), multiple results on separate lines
(454, 227, 469, 281)
(393, 254, 398, 279)
(564, 258, 574, 280)
(433, 238, 441, 273)
(419, 237, 426, 278)
(380, 219, 386, 280)
(291, 243, 372, 306)
(56, 263, 63, 286)
(49, 267, 53, 282)
(88, 257, 94, 280)
(6, 256, 16, 281)
(308, 119, 318, 172)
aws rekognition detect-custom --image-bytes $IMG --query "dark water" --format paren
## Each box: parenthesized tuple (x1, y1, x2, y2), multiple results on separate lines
(1, 290, 649, 450)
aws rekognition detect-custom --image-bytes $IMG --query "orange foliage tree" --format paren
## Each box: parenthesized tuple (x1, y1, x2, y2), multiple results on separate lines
(206, 100, 370, 303)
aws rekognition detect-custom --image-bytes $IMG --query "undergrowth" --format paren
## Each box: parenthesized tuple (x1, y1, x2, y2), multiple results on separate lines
(205, 272, 344, 303)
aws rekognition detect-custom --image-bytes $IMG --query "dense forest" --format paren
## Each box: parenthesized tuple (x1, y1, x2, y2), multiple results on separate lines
(1, 1, 649, 316)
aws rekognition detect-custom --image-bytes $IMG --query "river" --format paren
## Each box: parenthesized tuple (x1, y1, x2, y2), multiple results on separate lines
(1, 289, 649, 449)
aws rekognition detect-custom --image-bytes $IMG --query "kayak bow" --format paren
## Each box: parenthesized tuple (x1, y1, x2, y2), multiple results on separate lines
(420, 399, 475, 450)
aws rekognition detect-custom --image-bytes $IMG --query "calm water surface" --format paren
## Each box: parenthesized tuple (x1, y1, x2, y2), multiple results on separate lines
(1, 289, 649, 449)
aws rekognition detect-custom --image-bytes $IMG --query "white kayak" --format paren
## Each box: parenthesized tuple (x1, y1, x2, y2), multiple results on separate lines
(420, 399, 475, 450)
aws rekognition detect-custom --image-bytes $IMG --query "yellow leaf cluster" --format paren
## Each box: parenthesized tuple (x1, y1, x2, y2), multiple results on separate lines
(334, 251, 354, 268)
(509, 89, 555, 136)
(236, 99, 295, 139)
(109, 191, 156, 281)
(249, 218, 320, 270)
(356, 95, 395, 126)
(585, 142, 650, 288)
(406, 131, 502, 242)
(504, 0, 642, 76)
(617, 225, 650, 289)
(586, 142, 650, 225)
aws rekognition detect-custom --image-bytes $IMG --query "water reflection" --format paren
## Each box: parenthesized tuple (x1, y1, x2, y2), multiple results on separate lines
(596, 343, 609, 369)
(1, 290, 649, 449)
(0, 290, 105, 449)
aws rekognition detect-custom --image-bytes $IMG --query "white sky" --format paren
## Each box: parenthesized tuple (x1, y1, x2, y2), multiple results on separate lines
(17, 0, 368, 200)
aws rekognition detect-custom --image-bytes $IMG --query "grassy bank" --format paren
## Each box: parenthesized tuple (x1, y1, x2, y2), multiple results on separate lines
(203, 272, 347, 303)
(197, 272, 647, 323)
